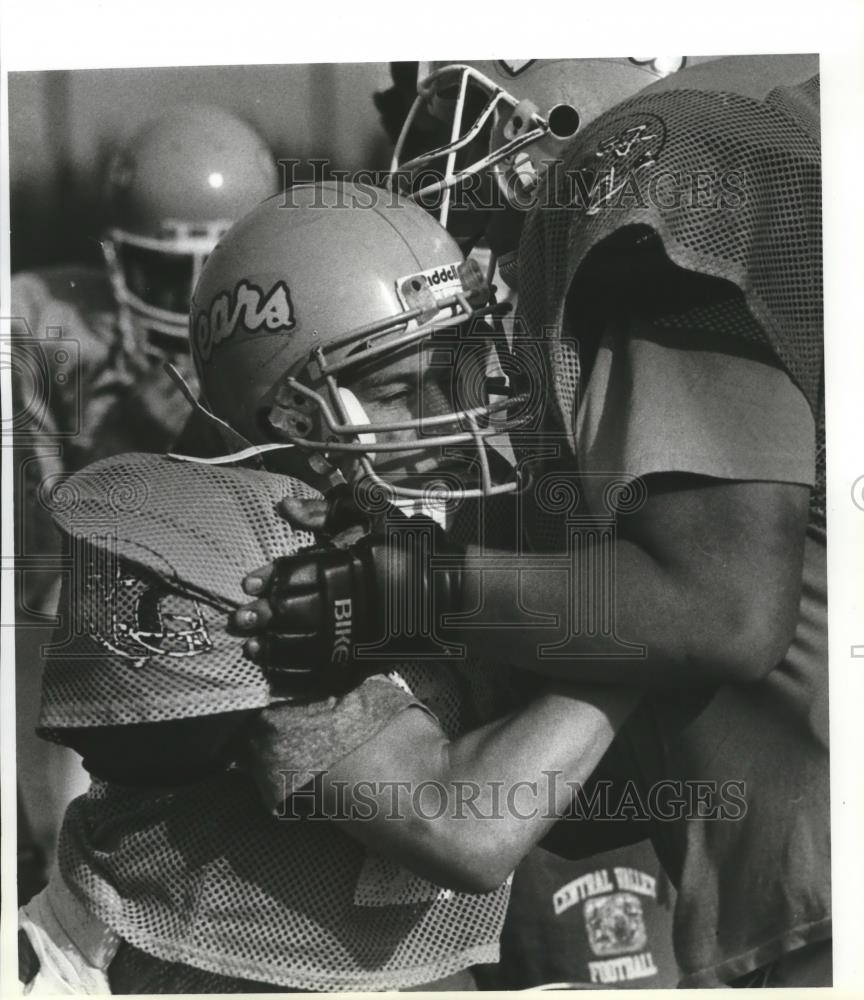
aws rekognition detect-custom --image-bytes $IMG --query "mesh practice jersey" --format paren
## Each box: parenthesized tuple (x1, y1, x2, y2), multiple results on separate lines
(514, 55, 828, 985)
(42, 453, 523, 990)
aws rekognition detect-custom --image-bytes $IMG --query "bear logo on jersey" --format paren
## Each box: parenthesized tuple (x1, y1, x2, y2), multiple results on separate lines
(584, 892, 648, 956)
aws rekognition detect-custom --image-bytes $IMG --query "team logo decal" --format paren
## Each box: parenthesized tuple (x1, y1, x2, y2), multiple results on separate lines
(496, 59, 537, 77)
(584, 891, 648, 956)
(575, 112, 667, 216)
(194, 279, 295, 363)
(91, 563, 213, 666)
(594, 113, 666, 165)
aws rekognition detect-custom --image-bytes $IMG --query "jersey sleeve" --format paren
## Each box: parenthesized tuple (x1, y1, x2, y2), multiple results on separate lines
(574, 278, 816, 488)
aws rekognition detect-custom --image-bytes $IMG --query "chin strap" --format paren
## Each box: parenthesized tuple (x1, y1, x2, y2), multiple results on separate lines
(168, 441, 297, 467)
(163, 362, 291, 468)
(161, 367, 459, 517)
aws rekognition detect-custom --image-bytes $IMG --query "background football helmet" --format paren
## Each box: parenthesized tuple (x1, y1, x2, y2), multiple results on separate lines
(390, 58, 690, 229)
(103, 104, 280, 362)
(188, 182, 529, 498)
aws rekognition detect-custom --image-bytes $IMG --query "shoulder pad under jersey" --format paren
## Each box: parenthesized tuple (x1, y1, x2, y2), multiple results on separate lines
(49, 452, 319, 608)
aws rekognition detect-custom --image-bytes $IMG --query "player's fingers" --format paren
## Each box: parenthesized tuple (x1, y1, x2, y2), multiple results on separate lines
(329, 523, 370, 548)
(278, 496, 331, 531)
(230, 598, 274, 632)
(281, 484, 373, 538)
(243, 634, 315, 679)
(241, 562, 277, 596)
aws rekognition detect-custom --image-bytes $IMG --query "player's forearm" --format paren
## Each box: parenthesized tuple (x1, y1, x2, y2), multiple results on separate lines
(444, 682, 634, 803)
(321, 685, 637, 893)
(455, 538, 766, 687)
(434, 683, 638, 883)
(237, 481, 800, 689)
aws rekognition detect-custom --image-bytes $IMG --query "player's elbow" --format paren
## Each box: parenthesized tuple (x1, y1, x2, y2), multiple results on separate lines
(450, 865, 512, 895)
(690, 579, 800, 684)
(723, 609, 798, 683)
(399, 816, 516, 893)
(424, 846, 514, 894)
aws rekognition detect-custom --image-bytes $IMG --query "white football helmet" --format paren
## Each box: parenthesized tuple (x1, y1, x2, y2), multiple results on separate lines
(103, 104, 279, 362)
(184, 182, 536, 500)
(389, 58, 690, 227)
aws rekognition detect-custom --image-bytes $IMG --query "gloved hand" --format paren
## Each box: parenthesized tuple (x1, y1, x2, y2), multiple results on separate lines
(232, 485, 466, 694)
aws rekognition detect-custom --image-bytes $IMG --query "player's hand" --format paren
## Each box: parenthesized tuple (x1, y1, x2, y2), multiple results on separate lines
(276, 481, 387, 543)
(232, 487, 466, 692)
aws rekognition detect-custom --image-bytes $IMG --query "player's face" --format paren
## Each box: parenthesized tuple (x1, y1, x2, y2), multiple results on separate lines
(340, 341, 470, 488)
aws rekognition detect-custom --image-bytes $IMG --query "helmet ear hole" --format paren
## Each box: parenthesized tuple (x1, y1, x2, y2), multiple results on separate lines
(547, 103, 581, 139)
(260, 406, 283, 439)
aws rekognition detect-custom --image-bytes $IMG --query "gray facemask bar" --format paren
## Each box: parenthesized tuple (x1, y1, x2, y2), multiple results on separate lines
(388, 63, 548, 228)
(280, 262, 529, 498)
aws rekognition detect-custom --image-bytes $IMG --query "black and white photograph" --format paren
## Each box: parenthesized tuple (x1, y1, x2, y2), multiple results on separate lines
(1, 2, 862, 994)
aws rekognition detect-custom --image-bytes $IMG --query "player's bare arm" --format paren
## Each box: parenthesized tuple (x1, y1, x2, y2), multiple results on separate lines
(262, 681, 636, 893)
(235, 472, 808, 688)
(460, 473, 810, 685)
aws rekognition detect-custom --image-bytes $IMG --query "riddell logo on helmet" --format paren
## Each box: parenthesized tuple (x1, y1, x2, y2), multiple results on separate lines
(397, 261, 463, 309)
(428, 264, 459, 286)
(194, 279, 295, 363)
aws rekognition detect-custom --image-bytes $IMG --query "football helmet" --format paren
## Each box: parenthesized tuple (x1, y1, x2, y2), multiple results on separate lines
(103, 105, 279, 361)
(187, 182, 531, 499)
(389, 58, 689, 224)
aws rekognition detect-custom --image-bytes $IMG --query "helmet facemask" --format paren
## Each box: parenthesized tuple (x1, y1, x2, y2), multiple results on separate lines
(103, 219, 230, 364)
(389, 63, 549, 231)
(180, 181, 539, 501)
(389, 58, 689, 232)
(262, 258, 533, 500)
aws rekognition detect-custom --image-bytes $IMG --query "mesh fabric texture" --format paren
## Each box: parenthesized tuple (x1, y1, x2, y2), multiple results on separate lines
(516, 57, 824, 528)
(46, 457, 522, 989)
(39, 453, 317, 734)
(56, 665, 521, 990)
(48, 451, 319, 609)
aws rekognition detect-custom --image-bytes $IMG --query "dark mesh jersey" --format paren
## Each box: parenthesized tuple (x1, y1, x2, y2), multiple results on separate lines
(513, 55, 828, 985)
(516, 54, 823, 529)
